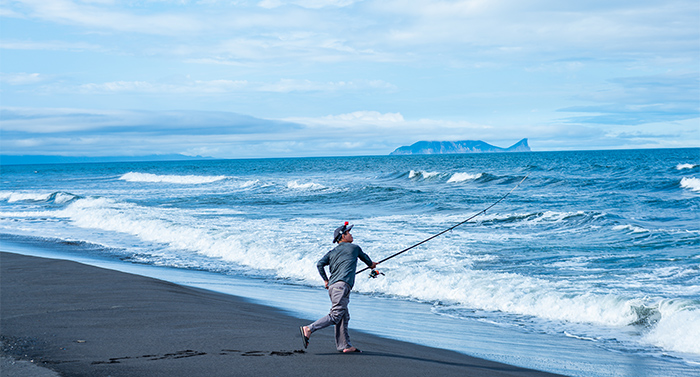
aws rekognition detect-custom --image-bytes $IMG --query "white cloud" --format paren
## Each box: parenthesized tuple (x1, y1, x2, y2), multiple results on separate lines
(559, 72, 700, 125)
(9, 0, 694, 68)
(258, 0, 359, 9)
(0, 40, 102, 51)
(75, 79, 249, 94)
(285, 111, 506, 144)
(0, 72, 45, 85)
(6, 0, 697, 63)
(0, 7, 26, 18)
(374, 0, 699, 61)
(16, 0, 203, 35)
(258, 78, 395, 92)
(36, 77, 392, 95)
(321, 110, 405, 123)
(1, 107, 697, 158)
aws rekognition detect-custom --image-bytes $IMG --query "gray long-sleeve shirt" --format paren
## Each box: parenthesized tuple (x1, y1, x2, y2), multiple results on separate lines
(317, 243, 373, 289)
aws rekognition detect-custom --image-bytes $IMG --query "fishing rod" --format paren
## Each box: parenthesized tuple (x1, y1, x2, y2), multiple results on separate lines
(357, 173, 529, 277)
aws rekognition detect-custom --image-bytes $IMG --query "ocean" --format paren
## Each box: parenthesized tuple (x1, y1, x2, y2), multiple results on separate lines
(1, 148, 699, 376)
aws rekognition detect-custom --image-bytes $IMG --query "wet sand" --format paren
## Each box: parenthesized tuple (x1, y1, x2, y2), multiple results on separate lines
(0, 251, 564, 376)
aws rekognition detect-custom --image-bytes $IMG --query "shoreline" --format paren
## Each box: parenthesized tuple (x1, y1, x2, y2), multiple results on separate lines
(1, 251, 563, 377)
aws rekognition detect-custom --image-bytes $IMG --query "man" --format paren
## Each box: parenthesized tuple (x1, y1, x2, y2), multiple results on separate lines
(299, 222, 377, 353)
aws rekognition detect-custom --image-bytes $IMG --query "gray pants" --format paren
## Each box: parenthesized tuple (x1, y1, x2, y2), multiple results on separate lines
(307, 281, 352, 351)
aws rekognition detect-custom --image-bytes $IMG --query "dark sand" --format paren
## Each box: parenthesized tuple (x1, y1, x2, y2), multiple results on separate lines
(1, 252, 564, 376)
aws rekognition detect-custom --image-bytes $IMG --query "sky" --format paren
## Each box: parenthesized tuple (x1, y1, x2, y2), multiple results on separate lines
(1, 0, 698, 159)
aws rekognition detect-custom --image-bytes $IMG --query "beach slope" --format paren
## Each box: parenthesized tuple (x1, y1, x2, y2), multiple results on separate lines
(1, 252, 562, 377)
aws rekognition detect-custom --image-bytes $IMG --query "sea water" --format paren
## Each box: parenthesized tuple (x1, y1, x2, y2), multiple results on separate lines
(1, 148, 699, 376)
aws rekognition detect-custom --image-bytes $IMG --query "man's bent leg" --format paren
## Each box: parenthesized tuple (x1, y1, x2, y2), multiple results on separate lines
(308, 314, 333, 333)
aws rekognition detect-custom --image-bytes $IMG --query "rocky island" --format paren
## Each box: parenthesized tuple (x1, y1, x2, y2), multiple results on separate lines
(390, 138, 530, 155)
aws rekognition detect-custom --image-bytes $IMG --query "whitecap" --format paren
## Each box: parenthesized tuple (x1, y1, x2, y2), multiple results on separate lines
(643, 301, 700, 355)
(563, 332, 598, 342)
(53, 192, 77, 204)
(613, 224, 649, 233)
(680, 177, 700, 193)
(409, 170, 441, 179)
(286, 180, 326, 190)
(676, 163, 698, 170)
(238, 179, 260, 189)
(119, 172, 228, 184)
(447, 172, 482, 183)
(0, 191, 52, 203)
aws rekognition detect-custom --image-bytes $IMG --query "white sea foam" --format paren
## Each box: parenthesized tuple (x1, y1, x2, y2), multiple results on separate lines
(676, 163, 698, 170)
(54, 192, 77, 204)
(680, 177, 700, 193)
(238, 179, 260, 189)
(0, 191, 77, 204)
(0, 209, 58, 218)
(0, 191, 52, 203)
(364, 268, 640, 328)
(475, 210, 589, 227)
(57, 197, 325, 283)
(119, 172, 228, 184)
(447, 173, 482, 183)
(549, 257, 593, 270)
(564, 332, 598, 342)
(643, 301, 700, 355)
(613, 224, 649, 233)
(286, 181, 326, 190)
(409, 170, 441, 179)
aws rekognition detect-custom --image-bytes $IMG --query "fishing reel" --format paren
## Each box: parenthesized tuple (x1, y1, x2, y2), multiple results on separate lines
(369, 269, 385, 278)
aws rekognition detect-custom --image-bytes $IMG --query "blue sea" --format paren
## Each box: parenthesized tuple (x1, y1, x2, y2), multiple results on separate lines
(1, 148, 699, 376)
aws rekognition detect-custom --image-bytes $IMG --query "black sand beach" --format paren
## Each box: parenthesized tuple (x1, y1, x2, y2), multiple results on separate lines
(1, 252, 564, 376)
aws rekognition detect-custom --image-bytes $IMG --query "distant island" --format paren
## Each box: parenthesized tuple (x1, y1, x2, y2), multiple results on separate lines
(390, 138, 530, 155)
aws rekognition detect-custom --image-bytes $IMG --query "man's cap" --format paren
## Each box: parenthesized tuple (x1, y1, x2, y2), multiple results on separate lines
(333, 221, 353, 243)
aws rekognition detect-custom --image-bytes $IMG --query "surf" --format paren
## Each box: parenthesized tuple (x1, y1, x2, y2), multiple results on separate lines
(119, 172, 228, 184)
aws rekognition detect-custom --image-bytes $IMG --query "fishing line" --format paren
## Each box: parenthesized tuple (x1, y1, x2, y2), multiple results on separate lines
(357, 173, 529, 276)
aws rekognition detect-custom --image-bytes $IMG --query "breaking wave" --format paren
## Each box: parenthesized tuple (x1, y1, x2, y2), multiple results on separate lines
(676, 163, 698, 170)
(409, 170, 442, 179)
(0, 191, 78, 204)
(25, 195, 697, 357)
(447, 172, 483, 183)
(680, 177, 700, 193)
(286, 181, 326, 191)
(119, 172, 228, 184)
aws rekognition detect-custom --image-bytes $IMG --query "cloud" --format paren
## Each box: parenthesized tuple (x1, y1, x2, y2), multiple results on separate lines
(13, 0, 203, 35)
(0, 107, 513, 157)
(558, 72, 700, 125)
(7, 0, 696, 67)
(363, 0, 700, 76)
(0, 40, 102, 51)
(258, 79, 396, 92)
(2, 107, 697, 158)
(284, 111, 524, 146)
(35, 77, 394, 95)
(74, 79, 248, 94)
(0, 107, 302, 134)
(319, 110, 405, 123)
(0, 72, 46, 85)
(258, 0, 360, 9)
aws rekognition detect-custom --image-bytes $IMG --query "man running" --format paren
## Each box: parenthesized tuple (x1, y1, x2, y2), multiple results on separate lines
(300, 222, 377, 353)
